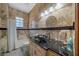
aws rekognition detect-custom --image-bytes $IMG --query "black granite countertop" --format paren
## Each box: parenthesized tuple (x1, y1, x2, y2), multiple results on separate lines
(30, 39, 64, 56)
(30, 36, 73, 56)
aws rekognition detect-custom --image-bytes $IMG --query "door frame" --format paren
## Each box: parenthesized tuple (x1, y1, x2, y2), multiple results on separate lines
(75, 3, 79, 56)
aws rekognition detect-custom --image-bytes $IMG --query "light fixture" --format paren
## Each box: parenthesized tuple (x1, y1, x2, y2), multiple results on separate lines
(41, 3, 63, 17)
(49, 7, 54, 12)
(44, 10, 49, 15)
(55, 3, 63, 9)
(40, 13, 44, 17)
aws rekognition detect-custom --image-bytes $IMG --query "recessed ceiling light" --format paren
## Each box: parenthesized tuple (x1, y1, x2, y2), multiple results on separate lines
(49, 7, 54, 12)
(55, 3, 63, 9)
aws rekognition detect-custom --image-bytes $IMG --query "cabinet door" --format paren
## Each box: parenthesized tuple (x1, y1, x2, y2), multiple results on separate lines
(36, 45, 46, 56)
(29, 42, 46, 56)
(35, 44, 46, 56)
(29, 42, 38, 56)
(29, 43, 35, 56)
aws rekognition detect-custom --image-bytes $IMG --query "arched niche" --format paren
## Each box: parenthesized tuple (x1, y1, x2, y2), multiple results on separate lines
(46, 16, 59, 40)
(46, 16, 58, 27)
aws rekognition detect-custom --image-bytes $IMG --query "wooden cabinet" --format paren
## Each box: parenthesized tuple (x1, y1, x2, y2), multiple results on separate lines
(29, 41, 61, 56)
(47, 49, 60, 56)
(29, 41, 46, 56)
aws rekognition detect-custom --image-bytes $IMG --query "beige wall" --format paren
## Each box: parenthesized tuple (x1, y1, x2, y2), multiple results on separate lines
(0, 3, 29, 53)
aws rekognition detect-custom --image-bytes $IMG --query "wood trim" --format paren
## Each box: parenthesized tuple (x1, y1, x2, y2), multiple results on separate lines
(25, 26, 74, 30)
(0, 28, 7, 30)
(0, 25, 74, 30)
(75, 3, 79, 56)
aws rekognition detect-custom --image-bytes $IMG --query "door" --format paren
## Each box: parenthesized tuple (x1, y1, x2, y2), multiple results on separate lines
(7, 19, 17, 51)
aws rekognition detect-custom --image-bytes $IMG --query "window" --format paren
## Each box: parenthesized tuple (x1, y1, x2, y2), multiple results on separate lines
(16, 17, 24, 27)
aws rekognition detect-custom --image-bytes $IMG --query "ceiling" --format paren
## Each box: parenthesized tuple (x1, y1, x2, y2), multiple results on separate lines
(8, 3, 36, 13)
